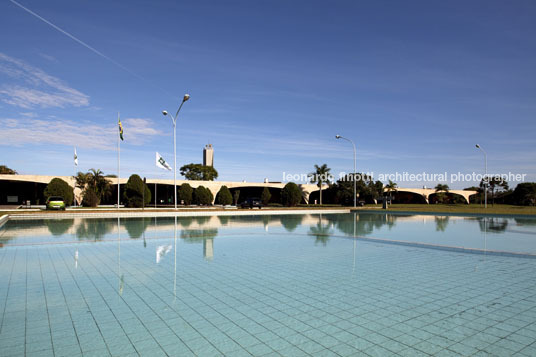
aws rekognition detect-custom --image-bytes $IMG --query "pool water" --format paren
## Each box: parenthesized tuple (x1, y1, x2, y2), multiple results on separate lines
(1, 213, 535, 356)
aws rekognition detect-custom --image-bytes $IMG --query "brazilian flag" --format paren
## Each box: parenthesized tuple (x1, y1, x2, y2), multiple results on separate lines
(118, 119, 124, 141)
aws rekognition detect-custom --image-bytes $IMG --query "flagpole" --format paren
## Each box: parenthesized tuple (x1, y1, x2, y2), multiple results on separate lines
(117, 112, 120, 210)
(73, 147, 76, 208)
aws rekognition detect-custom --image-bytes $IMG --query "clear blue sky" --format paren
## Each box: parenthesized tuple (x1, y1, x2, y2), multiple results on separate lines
(1, 0, 535, 188)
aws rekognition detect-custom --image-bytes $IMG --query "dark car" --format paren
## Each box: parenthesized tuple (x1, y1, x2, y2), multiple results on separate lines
(240, 197, 263, 209)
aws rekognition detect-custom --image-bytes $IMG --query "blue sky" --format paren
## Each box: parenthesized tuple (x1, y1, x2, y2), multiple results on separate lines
(1, 0, 535, 188)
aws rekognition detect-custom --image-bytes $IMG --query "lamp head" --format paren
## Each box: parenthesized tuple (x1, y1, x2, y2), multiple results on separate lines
(183, 94, 190, 102)
(475, 144, 480, 148)
(162, 110, 168, 116)
(335, 135, 341, 139)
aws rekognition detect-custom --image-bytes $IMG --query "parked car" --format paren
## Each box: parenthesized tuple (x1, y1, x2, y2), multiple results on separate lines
(240, 197, 263, 209)
(46, 196, 66, 210)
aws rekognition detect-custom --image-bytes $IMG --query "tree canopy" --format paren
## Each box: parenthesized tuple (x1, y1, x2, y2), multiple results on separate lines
(215, 185, 232, 205)
(44, 178, 73, 206)
(261, 187, 272, 205)
(74, 169, 112, 206)
(326, 174, 383, 205)
(281, 182, 302, 206)
(0, 165, 17, 174)
(178, 183, 193, 205)
(193, 186, 214, 205)
(180, 163, 218, 181)
(123, 174, 151, 208)
(511, 183, 536, 206)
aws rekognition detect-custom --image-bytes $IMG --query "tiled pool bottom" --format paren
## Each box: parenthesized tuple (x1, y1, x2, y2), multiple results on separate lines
(1, 234, 536, 357)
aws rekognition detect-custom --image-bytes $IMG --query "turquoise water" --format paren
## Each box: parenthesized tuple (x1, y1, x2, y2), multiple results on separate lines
(1, 213, 536, 356)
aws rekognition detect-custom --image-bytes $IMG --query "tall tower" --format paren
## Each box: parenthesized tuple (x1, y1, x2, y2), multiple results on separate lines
(203, 144, 214, 167)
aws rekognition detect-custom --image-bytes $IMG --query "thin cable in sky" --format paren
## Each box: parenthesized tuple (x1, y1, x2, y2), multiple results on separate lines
(9, 0, 176, 99)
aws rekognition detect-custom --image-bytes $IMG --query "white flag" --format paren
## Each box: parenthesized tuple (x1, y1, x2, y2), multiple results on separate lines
(156, 152, 172, 171)
(74, 147, 78, 166)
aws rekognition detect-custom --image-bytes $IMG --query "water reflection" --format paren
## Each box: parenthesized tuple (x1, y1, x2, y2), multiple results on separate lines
(280, 215, 303, 232)
(180, 229, 218, 242)
(326, 213, 396, 237)
(117, 217, 124, 296)
(46, 219, 74, 236)
(3, 213, 536, 256)
(308, 214, 333, 246)
(435, 216, 450, 232)
(218, 216, 230, 225)
(156, 245, 172, 263)
(76, 219, 115, 241)
(204, 239, 214, 260)
(479, 217, 508, 233)
(123, 218, 151, 239)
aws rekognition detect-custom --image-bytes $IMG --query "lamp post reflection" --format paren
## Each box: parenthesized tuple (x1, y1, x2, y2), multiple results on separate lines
(352, 212, 356, 275)
(174, 216, 177, 302)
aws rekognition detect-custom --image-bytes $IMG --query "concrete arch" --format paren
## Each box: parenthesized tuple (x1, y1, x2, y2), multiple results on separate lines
(0, 174, 327, 205)
(385, 187, 478, 204)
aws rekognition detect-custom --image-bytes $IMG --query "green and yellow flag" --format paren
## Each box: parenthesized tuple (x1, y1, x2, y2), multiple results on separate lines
(118, 118, 124, 141)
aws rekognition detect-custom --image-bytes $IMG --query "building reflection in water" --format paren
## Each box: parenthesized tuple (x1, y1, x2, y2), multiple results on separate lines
(203, 239, 214, 260)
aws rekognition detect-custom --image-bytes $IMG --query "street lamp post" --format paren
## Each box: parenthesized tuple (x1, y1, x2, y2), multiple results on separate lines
(475, 144, 487, 208)
(336, 135, 357, 208)
(163, 94, 190, 209)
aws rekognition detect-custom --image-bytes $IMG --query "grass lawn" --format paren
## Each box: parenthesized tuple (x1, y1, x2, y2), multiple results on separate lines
(359, 204, 536, 216)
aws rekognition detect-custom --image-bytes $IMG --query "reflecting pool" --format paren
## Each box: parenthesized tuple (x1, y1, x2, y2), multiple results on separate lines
(0, 213, 535, 356)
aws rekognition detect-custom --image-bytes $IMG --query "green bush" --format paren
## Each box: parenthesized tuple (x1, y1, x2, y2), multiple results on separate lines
(281, 182, 302, 207)
(178, 183, 193, 205)
(44, 178, 73, 206)
(215, 186, 233, 205)
(193, 186, 213, 205)
(82, 189, 100, 207)
(511, 183, 536, 206)
(261, 187, 272, 205)
(123, 174, 151, 208)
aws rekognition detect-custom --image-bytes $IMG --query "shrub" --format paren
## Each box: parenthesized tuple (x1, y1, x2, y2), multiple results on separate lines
(215, 186, 232, 205)
(178, 183, 193, 205)
(193, 186, 213, 205)
(261, 187, 272, 205)
(511, 183, 536, 206)
(44, 178, 73, 206)
(281, 182, 302, 207)
(82, 189, 100, 207)
(123, 174, 151, 208)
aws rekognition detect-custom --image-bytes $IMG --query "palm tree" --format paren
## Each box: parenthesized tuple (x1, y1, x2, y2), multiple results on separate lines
(74, 172, 90, 190)
(308, 214, 332, 246)
(385, 180, 398, 202)
(310, 164, 331, 205)
(385, 180, 397, 193)
(87, 168, 112, 201)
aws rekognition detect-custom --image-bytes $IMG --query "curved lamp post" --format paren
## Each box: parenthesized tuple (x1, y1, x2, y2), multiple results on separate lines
(163, 94, 190, 209)
(475, 144, 487, 208)
(336, 135, 357, 208)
